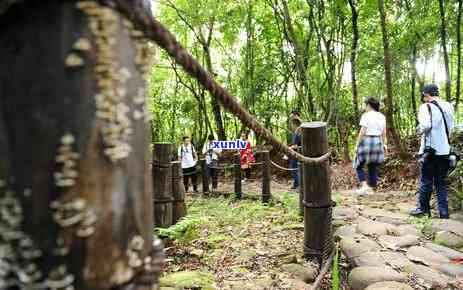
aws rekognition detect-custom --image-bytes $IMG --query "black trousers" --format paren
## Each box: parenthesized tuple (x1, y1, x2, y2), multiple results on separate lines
(243, 167, 251, 179)
(207, 165, 218, 189)
(182, 165, 197, 191)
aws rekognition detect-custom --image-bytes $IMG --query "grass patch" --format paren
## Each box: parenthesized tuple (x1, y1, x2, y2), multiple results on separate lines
(160, 195, 301, 245)
(408, 215, 432, 232)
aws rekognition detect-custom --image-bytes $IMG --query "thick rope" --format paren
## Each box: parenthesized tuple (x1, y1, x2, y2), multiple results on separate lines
(309, 252, 334, 290)
(105, 0, 330, 165)
(270, 160, 298, 172)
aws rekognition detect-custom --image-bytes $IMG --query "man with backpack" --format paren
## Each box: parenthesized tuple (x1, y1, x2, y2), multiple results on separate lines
(410, 84, 455, 219)
(178, 136, 198, 193)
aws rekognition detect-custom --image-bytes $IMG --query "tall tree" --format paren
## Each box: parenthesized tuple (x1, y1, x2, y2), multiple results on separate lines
(438, 0, 451, 101)
(378, 0, 406, 155)
(165, 0, 227, 140)
(456, 0, 462, 110)
(348, 0, 360, 119)
(270, 0, 315, 115)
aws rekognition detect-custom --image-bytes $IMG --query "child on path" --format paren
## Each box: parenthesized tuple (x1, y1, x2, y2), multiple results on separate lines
(202, 134, 222, 190)
(239, 131, 254, 182)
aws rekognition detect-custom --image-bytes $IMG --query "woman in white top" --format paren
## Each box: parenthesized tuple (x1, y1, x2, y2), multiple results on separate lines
(353, 98, 387, 194)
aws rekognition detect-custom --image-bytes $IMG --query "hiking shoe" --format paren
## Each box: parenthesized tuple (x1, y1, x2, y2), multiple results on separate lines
(409, 208, 431, 217)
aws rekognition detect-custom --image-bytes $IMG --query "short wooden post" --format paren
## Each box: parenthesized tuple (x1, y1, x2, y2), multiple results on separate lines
(234, 154, 242, 199)
(153, 143, 174, 228)
(260, 151, 271, 203)
(301, 122, 333, 264)
(200, 159, 209, 194)
(171, 161, 187, 224)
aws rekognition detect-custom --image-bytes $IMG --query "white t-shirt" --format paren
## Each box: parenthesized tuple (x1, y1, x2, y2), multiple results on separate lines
(359, 111, 386, 136)
(417, 99, 454, 155)
(178, 144, 197, 169)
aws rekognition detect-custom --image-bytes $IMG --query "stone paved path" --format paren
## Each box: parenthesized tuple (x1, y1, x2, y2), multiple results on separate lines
(334, 190, 463, 290)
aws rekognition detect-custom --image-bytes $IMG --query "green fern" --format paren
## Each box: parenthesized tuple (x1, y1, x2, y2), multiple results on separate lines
(332, 245, 340, 290)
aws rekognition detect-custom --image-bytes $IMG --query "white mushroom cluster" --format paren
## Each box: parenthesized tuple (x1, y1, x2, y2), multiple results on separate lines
(77, 1, 134, 163)
(44, 265, 75, 290)
(127, 235, 144, 268)
(54, 133, 79, 188)
(0, 188, 44, 288)
(51, 197, 97, 239)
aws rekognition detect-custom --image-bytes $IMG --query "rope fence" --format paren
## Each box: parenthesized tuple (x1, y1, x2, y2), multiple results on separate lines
(270, 160, 298, 172)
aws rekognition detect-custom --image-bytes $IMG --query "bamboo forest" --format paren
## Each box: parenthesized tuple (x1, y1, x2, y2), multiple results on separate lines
(1, 0, 463, 289)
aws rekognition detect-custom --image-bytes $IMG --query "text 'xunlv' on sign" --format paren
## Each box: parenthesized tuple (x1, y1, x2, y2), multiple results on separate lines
(211, 140, 249, 150)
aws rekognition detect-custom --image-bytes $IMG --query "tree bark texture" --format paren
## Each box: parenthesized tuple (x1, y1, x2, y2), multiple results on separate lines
(0, 1, 162, 289)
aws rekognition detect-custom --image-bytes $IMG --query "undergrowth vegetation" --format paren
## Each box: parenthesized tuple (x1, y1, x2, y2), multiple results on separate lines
(157, 192, 301, 246)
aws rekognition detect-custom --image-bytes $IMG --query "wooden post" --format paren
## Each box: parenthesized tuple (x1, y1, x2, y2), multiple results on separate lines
(200, 159, 209, 194)
(0, 1, 162, 289)
(171, 161, 186, 224)
(301, 122, 333, 264)
(298, 147, 305, 216)
(234, 154, 242, 199)
(259, 151, 271, 203)
(153, 143, 174, 228)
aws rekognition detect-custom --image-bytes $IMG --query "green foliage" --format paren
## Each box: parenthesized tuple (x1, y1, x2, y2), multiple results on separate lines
(150, 0, 463, 158)
(157, 216, 205, 244)
(332, 245, 340, 290)
(408, 215, 432, 232)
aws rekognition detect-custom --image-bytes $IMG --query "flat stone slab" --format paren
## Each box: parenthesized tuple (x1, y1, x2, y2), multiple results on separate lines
(392, 224, 423, 237)
(353, 251, 386, 267)
(378, 235, 420, 250)
(396, 202, 414, 214)
(365, 281, 413, 290)
(403, 262, 449, 287)
(450, 212, 463, 223)
(434, 231, 463, 249)
(334, 206, 359, 221)
(348, 266, 407, 290)
(340, 236, 381, 259)
(334, 225, 357, 238)
(424, 242, 463, 260)
(280, 263, 317, 283)
(353, 251, 409, 268)
(361, 208, 409, 225)
(435, 263, 463, 278)
(407, 246, 450, 266)
(429, 219, 463, 237)
(380, 251, 411, 268)
(356, 218, 397, 237)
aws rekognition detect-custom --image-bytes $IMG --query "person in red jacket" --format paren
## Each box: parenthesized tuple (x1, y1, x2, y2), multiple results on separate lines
(239, 131, 254, 182)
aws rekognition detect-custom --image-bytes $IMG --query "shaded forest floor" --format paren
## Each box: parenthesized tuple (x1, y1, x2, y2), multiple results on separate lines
(158, 181, 327, 290)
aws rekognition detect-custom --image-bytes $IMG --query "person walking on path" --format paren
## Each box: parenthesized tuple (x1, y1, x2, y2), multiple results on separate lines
(410, 84, 454, 219)
(353, 97, 387, 195)
(178, 136, 198, 193)
(239, 131, 254, 182)
(202, 134, 222, 191)
(289, 117, 302, 189)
